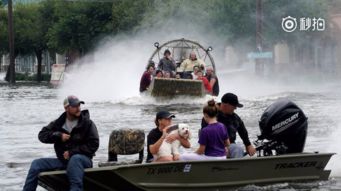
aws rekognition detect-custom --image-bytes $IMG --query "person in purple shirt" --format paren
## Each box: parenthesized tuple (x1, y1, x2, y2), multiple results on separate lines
(180, 100, 230, 161)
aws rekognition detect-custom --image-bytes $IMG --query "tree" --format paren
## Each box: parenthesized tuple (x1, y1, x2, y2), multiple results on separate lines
(46, 1, 113, 57)
(12, 4, 46, 81)
(0, 9, 8, 55)
(112, 0, 152, 34)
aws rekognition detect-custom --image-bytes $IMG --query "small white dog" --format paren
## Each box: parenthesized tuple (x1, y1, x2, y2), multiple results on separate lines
(154, 123, 191, 162)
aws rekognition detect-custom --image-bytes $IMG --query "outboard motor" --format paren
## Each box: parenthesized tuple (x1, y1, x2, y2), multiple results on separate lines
(255, 99, 308, 156)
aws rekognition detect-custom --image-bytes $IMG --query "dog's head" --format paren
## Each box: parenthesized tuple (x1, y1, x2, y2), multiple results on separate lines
(178, 123, 191, 140)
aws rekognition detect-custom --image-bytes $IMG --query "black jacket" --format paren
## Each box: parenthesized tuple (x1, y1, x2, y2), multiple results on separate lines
(38, 110, 99, 163)
(201, 111, 251, 146)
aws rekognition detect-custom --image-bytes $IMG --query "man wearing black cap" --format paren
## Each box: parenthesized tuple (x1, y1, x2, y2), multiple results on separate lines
(202, 93, 256, 158)
(158, 49, 176, 76)
(23, 95, 99, 191)
(147, 110, 191, 162)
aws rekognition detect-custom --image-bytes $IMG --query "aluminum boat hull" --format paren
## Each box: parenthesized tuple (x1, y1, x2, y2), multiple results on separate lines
(38, 152, 334, 191)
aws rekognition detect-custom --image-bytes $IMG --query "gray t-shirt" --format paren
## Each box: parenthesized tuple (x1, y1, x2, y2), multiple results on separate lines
(63, 118, 78, 133)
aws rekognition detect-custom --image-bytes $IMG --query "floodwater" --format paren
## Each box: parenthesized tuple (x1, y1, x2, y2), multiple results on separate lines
(1, 81, 341, 191)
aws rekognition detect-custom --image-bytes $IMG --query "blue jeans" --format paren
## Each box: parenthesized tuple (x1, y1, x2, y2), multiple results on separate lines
(23, 154, 92, 191)
(229, 143, 244, 158)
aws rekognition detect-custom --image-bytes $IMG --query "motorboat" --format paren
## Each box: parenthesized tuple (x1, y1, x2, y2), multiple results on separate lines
(38, 100, 334, 191)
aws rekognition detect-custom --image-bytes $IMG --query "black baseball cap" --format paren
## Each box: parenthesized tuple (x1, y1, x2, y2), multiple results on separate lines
(221, 93, 243, 108)
(156, 111, 175, 120)
(63, 95, 84, 107)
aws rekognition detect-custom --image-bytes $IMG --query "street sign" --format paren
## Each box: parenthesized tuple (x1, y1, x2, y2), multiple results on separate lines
(247, 52, 273, 59)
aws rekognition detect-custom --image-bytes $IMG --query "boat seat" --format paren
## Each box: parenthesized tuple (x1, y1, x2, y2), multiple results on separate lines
(98, 128, 145, 167)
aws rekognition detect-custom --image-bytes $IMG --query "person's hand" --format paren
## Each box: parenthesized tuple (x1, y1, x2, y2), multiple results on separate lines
(246, 145, 256, 156)
(165, 133, 179, 143)
(63, 151, 70, 160)
(161, 128, 169, 140)
(226, 148, 230, 158)
(61, 133, 70, 142)
(173, 154, 180, 161)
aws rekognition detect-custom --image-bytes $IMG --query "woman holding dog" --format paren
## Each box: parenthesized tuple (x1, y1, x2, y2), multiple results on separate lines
(146, 111, 191, 163)
(180, 100, 230, 161)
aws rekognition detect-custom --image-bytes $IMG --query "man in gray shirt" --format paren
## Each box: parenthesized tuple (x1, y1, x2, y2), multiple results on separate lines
(158, 49, 176, 77)
(23, 95, 99, 191)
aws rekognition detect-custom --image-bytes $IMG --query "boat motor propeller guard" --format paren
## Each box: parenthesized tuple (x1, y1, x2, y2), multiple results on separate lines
(255, 99, 308, 156)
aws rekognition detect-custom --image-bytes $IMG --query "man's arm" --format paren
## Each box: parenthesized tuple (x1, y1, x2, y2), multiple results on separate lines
(171, 58, 177, 70)
(236, 117, 256, 156)
(179, 60, 187, 72)
(38, 121, 62, 143)
(69, 121, 99, 157)
(157, 60, 163, 70)
(209, 78, 216, 88)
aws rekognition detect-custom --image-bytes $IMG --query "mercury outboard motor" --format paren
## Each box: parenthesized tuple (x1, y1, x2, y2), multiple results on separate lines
(255, 99, 308, 156)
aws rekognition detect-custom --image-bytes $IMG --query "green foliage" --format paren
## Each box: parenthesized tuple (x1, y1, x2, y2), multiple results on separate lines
(1, 0, 330, 60)
(46, 0, 113, 54)
(0, 9, 8, 54)
(112, 0, 151, 34)
(14, 3, 41, 56)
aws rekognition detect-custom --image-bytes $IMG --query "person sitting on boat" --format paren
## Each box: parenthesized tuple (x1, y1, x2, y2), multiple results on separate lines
(146, 111, 191, 163)
(205, 67, 220, 96)
(191, 66, 200, 80)
(197, 70, 212, 94)
(180, 100, 230, 161)
(158, 49, 176, 77)
(201, 93, 256, 158)
(139, 65, 155, 92)
(179, 51, 205, 79)
(23, 96, 99, 191)
(155, 69, 163, 78)
(163, 71, 171, 78)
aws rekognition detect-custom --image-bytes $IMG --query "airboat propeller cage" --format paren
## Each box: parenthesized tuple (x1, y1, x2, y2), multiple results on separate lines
(258, 99, 308, 153)
(148, 38, 216, 71)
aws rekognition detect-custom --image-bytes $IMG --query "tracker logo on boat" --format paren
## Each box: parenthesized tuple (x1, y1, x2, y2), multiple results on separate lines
(275, 161, 317, 169)
(272, 112, 299, 132)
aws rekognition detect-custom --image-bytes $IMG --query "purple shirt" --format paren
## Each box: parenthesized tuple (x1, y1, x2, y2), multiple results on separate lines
(199, 122, 228, 157)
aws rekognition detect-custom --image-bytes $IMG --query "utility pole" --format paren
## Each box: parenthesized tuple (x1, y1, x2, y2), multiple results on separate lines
(255, 0, 264, 76)
(6, 0, 15, 84)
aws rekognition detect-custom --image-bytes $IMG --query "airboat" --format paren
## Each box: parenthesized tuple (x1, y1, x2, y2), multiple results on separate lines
(144, 38, 216, 97)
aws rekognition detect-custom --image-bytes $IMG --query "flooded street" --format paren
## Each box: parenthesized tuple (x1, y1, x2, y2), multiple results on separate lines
(1, 82, 341, 190)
